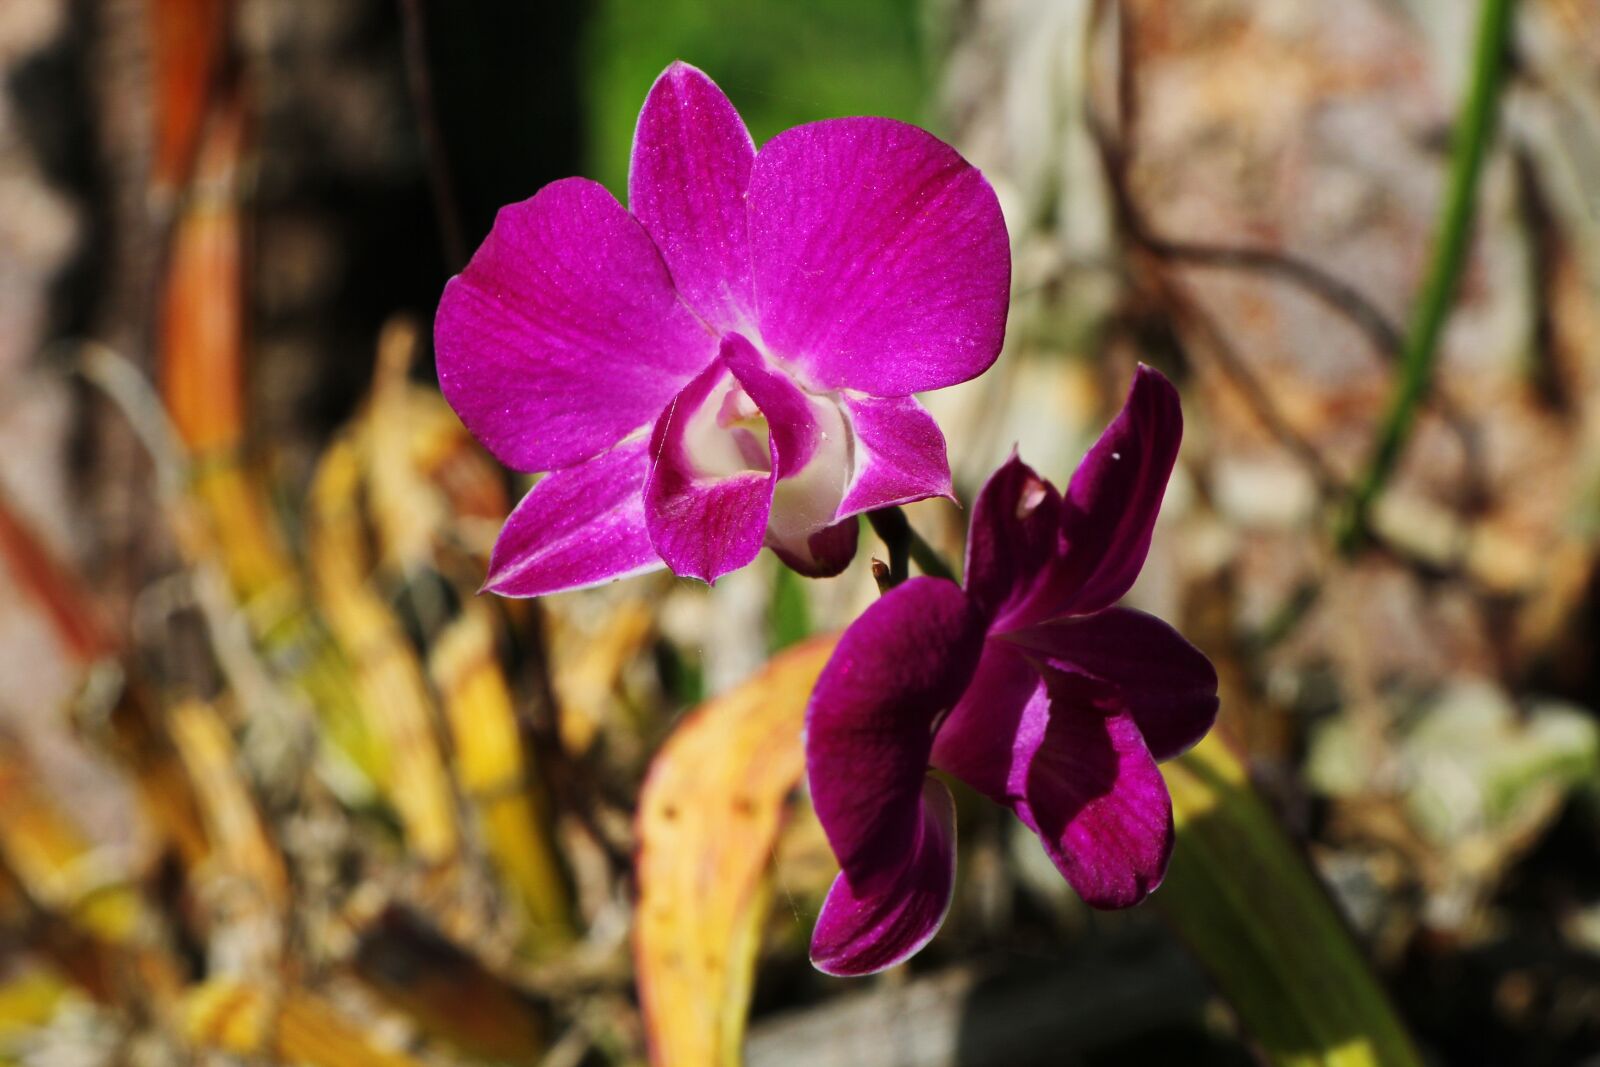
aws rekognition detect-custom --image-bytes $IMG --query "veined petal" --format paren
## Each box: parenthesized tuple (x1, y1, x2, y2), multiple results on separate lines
(836, 395, 954, 519)
(964, 454, 1062, 624)
(1015, 365, 1182, 625)
(928, 638, 1043, 804)
(806, 577, 986, 895)
(629, 62, 755, 331)
(484, 439, 663, 596)
(1018, 671, 1174, 909)
(436, 177, 716, 473)
(643, 358, 774, 584)
(810, 778, 957, 976)
(748, 118, 1010, 395)
(1009, 608, 1218, 762)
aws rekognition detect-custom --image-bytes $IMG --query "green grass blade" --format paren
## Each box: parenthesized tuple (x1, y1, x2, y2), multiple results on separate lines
(1159, 735, 1423, 1067)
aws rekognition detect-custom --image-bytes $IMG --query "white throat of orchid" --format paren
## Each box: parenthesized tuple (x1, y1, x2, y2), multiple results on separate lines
(678, 347, 853, 567)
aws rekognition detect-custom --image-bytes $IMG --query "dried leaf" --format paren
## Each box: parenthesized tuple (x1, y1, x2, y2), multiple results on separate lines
(185, 980, 427, 1067)
(0, 735, 142, 944)
(429, 604, 571, 946)
(104, 687, 211, 874)
(0, 487, 112, 664)
(635, 638, 833, 1067)
(0, 964, 69, 1041)
(351, 904, 546, 1063)
(549, 598, 657, 755)
(158, 89, 245, 455)
(308, 438, 460, 865)
(148, 0, 229, 193)
(167, 700, 290, 926)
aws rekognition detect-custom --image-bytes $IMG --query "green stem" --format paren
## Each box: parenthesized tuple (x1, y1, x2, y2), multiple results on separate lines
(1335, 0, 1517, 554)
(866, 507, 957, 589)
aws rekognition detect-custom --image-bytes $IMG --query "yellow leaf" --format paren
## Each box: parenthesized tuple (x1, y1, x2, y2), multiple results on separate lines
(184, 981, 426, 1067)
(167, 700, 290, 927)
(429, 605, 572, 945)
(308, 437, 459, 865)
(0, 735, 142, 944)
(635, 638, 833, 1067)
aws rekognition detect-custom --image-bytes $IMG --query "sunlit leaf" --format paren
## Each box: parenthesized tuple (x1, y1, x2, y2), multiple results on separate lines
(635, 638, 833, 1067)
(1159, 733, 1423, 1067)
(166, 698, 290, 959)
(308, 436, 460, 865)
(429, 604, 572, 945)
(0, 964, 70, 1042)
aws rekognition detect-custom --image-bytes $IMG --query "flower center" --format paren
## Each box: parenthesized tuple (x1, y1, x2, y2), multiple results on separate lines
(683, 376, 771, 478)
(767, 390, 849, 549)
(678, 339, 855, 558)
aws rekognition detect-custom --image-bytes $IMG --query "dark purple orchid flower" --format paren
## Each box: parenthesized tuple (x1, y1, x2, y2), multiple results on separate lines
(434, 62, 1011, 594)
(804, 366, 1218, 976)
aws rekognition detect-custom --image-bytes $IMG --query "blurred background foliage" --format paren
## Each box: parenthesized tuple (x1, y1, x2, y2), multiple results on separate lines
(0, 0, 1599, 1066)
(582, 0, 930, 194)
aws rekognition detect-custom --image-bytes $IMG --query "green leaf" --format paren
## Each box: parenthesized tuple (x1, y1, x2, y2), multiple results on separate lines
(1159, 735, 1423, 1067)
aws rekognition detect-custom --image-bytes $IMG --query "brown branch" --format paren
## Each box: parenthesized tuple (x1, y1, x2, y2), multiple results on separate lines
(397, 0, 467, 271)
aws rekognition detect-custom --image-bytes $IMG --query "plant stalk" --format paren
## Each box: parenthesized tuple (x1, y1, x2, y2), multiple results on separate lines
(1335, 0, 1517, 553)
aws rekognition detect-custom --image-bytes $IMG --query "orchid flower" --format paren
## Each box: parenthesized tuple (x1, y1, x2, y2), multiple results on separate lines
(435, 62, 1010, 593)
(804, 366, 1218, 976)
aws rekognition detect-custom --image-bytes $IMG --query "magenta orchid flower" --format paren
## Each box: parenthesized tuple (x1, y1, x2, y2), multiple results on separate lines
(434, 62, 1010, 593)
(804, 366, 1218, 976)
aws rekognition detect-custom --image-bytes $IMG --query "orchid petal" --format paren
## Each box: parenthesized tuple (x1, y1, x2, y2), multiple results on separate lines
(770, 518, 859, 579)
(810, 778, 957, 977)
(963, 454, 1062, 623)
(748, 118, 1009, 395)
(928, 638, 1043, 804)
(836, 395, 954, 519)
(1018, 366, 1183, 624)
(722, 334, 817, 478)
(643, 357, 774, 584)
(436, 178, 716, 473)
(1010, 608, 1218, 761)
(806, 577, 986, 895)
(484, 439, 663, 597)
(1018, 671, 1174, 909)
(629, 62, 755, 331)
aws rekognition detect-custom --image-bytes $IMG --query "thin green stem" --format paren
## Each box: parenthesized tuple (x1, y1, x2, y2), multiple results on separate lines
(1335, 0, 1516, 554)
(866, 507, 957, 589)
(866, 510, 910, 588)
(906, 528, 956, 583)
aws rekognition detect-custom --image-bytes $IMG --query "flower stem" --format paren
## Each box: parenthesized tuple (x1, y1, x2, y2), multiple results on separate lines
(866, 507, 957, 589)
(1334, 0, 1517, 554)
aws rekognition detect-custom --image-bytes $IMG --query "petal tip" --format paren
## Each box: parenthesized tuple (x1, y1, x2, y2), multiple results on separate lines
(1129, 363, 1182, 421)
(658, 58, 706, 83)
(1076, 810, 1176, 910)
